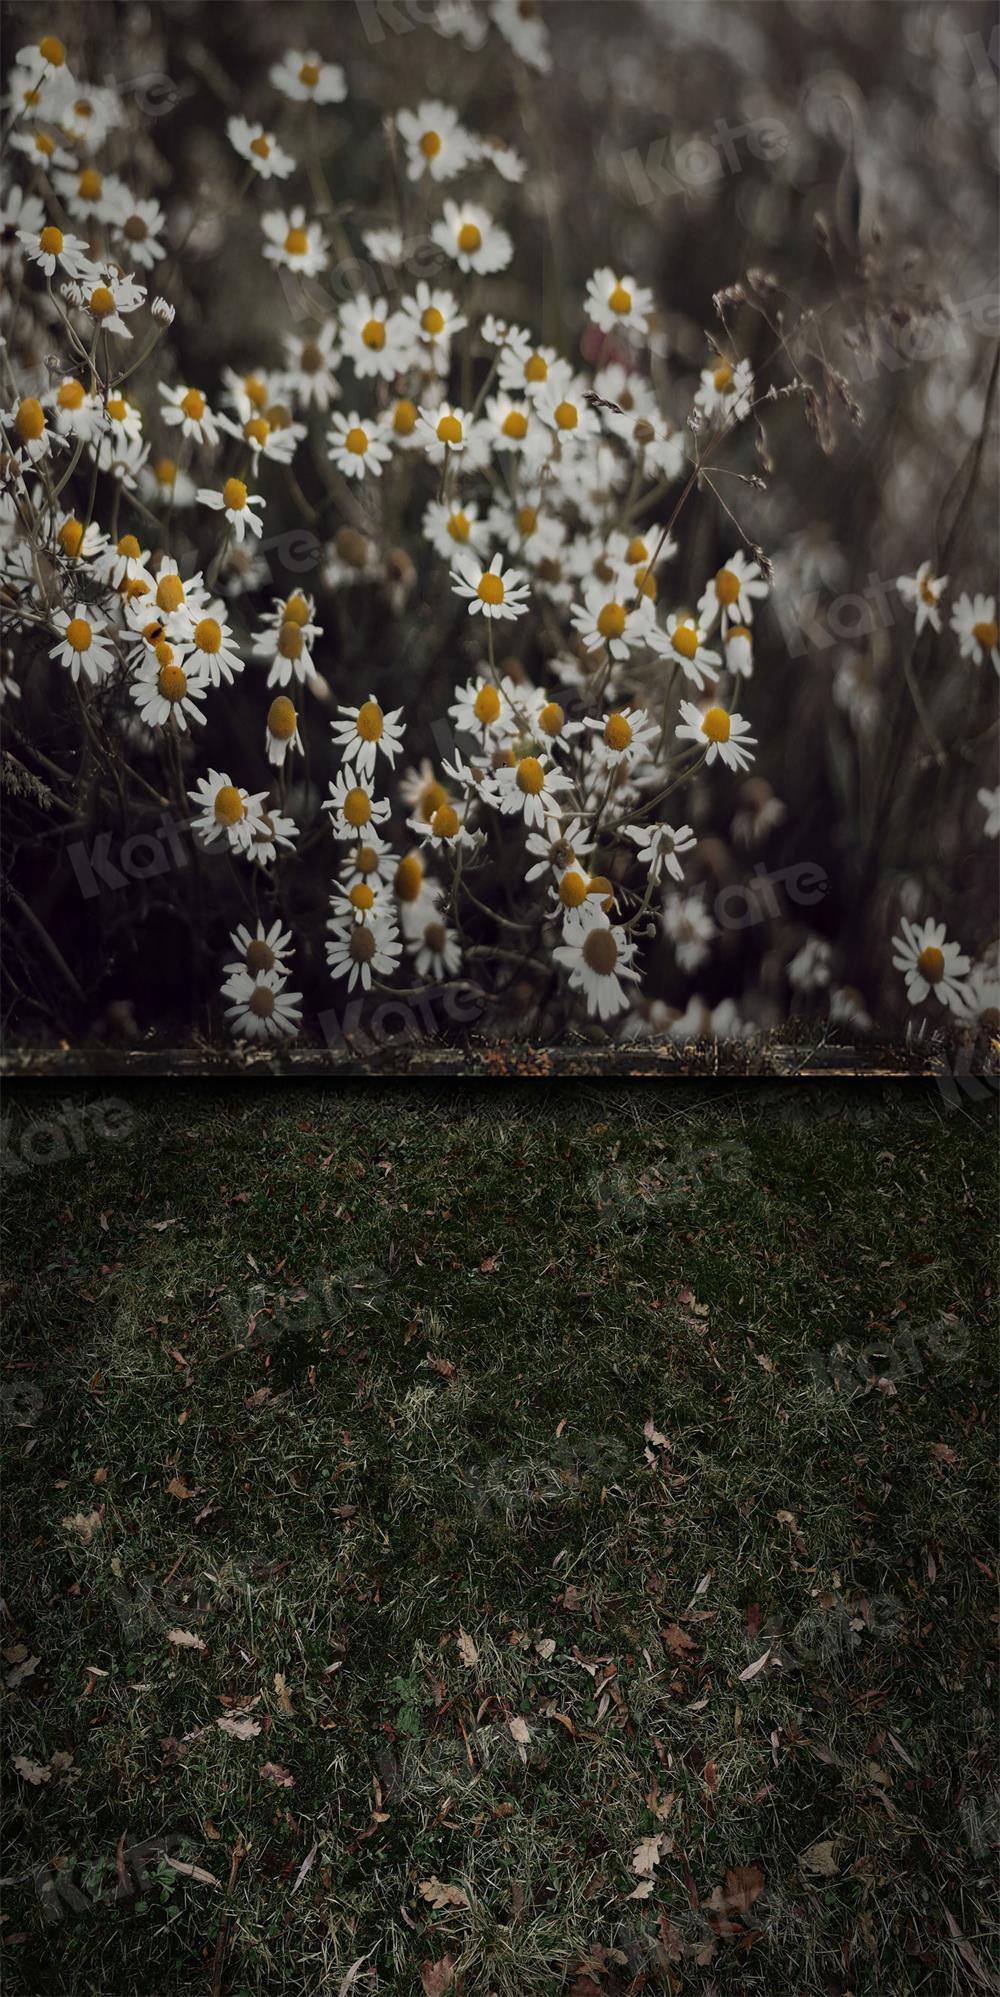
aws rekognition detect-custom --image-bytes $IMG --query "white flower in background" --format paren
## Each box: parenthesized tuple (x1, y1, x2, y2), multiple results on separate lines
(269, 49, 346, 105)
(897, 560, 948, 634)
(723, 624, 755, 679)
(693, 355, 754, 424)
(9, 129, 75, 172)
(475, 135, 526, 182)
(891, 916, 972, 1014)
(245, 808, 299, 868)
(225, 969, 303, 1041)
(326, 911, 402, 992)
(787, 935, 833, 991)
(449, 675, 519, 745)
(535, 369, 600, 447)
(407, 908, 463, 980)
(624, 821, 697, 883)
(53, 161, 116, 223)
(189, 770, 270, 851)
(64, 265, 146, 338)
(663, 890, 717, 971)
(397, 100, 476, 181)
(951, 591, 999, 671)
(17, 218, 91, 277)
(431, 199, 512, 275)
(227, 116, 294, 179)
(196, 477, 265, 540)
(491, 0, 552, 72)
(105, 190, 166, 268)
(553, 903, 639, 1020)
(697, 549, 770, 632)
(49, 377, 100, 441)
(142, 454, 197, 509)
(584, 266, 654, 337)
(265, 694, 302, 768)
(261, 207, 328, 276)
(130, 647, 208, 731)
(676, 700, 757, 771)
(281, 324, 341, 410)
(450, 550, 530, 622)
(829, 986, 873, 1032)
(339, 294, 408, 381)
(398, 282, 467, 374)
(159, 382, 220, 447)
(422, 497, 488, 561)
(570, 579, 656, 662)
(977, 786, 1000, 837)
(0, 185, 45, 268)
(327, 411, 393, 479)
(498, 330, 559, 400)
(661, 614, 722, 689)
(330, 698, 405, 778)
(49, 606, 116, 683)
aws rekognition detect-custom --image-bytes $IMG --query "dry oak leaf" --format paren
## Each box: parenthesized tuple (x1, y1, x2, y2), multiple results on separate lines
(166, 1629, 207, 1652)
(216, 1715, 261, 1740)
(62, 1510, 103, 1545)
(261, 1761, 295, 1787)
(661, 1623, 696, 1656)
(5, 1654, 40, 1688)
(165, 1475, 195, 1500)
(456, 1630, 479, 1667)
(799, 1838, 839, 1877)
(633, 1834, 667, 1877)
(420, 1957, 457, 1995)
(508, 1716, 531, 1745)
(418, 1877, 470, 1911)
(12, 1754, 50, 1785)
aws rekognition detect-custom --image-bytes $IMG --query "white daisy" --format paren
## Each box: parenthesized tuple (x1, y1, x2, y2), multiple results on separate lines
(723, 624, 754, 679)
(339, 293, 408, 381)
(196, 477, 265, 540)
(676, 699, 757, 771)
(188, 769, 270, 851)
(397, 100, 475, 182)
(245, 807, 299, 867)
(584, 266, 654, 337)
(449, 550, 530, 622)
(64, 266, 146, 339)
(492, 751, 571, 829)
(325, 911, 402, 992)
(223, 919, 294, 985)
(977, 786, 1000, 838)
(327, 411, 392, 480)
(17, 219, 91, 278)
(624, 821, 697, 883)
(449, 674, 519, 745)
(0, 184, 45, 269)
(227, 116, 294, 180)
(553, 901, 639, 1021)
(408, 910, 462, 980)
(397, 282, 466, 374)
(323, 767, 391, 839)
(265, 694, 302, 768)
(418, 399, 487, 469)
(431, 199, 512, 275)
(130, 648, 207, 731)
(269, 50, 346, 105)
(661, 615, 722, 690)
(692, 355, 754, 425)
(951, 591, 999, 672)
(105, 190, 166, 269)
(280, 324, 341, 411)
(261, 206, 328, 276)
(422, 496, 489, 561)
(7, 395, 55, 462)
(491, 0, 552, 72)
(497, 329, 559, 400)
(663, 890, 717, 972)
(588, 706, 660, 768)
(49, 606, 116, 684)
(897, 561, 948, 635)
(571, 578, 656, 662)
(697, 549, 770, 633)
(891, 917, 972, 1015)
(225, 969, 303, 1041)
(185, 604, 243, 686)
(330, 698, 405, 778)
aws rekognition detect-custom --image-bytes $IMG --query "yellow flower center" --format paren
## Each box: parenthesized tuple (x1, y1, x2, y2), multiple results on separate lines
(583, 929, 619, 976)
(524, 352, 548, 383)
(437, 413, 463, 446)
(702, 706, 731, 743)
(973, 619, 998, 649)
(393, 398, 417, 435)
(350, 882, 376, 911)
(597, 602, 626, 641)
(222, 478, 248, 510)
(919, 576, 939, 606)
(78, 168, 101, 201)
(265, 403, 292, 431)
(634, 565, 657, 601)
(299, 60, 321, 86)
(361, 318, 386, 350)
(343, 787, 372, 828)
(715, 566, 740, 606)
(539, 701, 565, 736)
(516, 755, 545, 796)
(672, 623, 698, 660)
(559, 870, 588, 909)
(65, 617, 92, 652)
(117, 534, 142, 560)
(477, 571, 505, 605)
(516, 505, 538, 536)
(356, 699, 384, 742)
(40, 224, 64, 255)
(58, 517, 84, 557)
(245, 417, 270, 447)
(431, 803, 460, 839)
(57, 379, 85, 410)
(15, 398, 45, 441)
(39, 35, 65, 64)
(277, 622, 303, 660)
(554, 400, 578, 431)
(457, 221, 482, 254)
(284, 593, 310, 626)
(502, 409, 528, 440)
(420, 780, 448, 820)
(107, 397, 127, 421)
(712, 360, 734, 392)
(35, 134, 56, 157)
(154, 457, 177, 485)
(250, 134, 272, 160)
(244, 375, 268, 409)
(157, 662, 187, 702)
(447, 511, 471, 542)
(349, 928, 377, 965)
(626, 537, 649, 565)
(177, 387, 205, 422)
(917, 945, 945, 983)
(285, 228, 309, 256)
(122, 576, 150, 602)
(604, 711, 633, 752)
(473, 684, 502, 725)
(194, 617, 222, 654)
(344, 426, 369, 456)
(268, 696, 297, 741)
(395, 855, 424, 901)
(246, 939, 275, 972)
(727, 624, 751, 646)
(89, 285, 116, 318)
(156, 573, 185, 612)
(421, 305, 445, 336)
(420, 129, 442, 158)
(608, 281, 632, 314)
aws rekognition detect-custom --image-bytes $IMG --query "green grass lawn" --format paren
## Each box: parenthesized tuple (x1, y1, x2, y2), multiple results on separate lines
(1, 1083, 996, 1997)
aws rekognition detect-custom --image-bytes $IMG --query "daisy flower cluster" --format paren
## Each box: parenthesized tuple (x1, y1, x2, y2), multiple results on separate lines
(0, 17, 995, 1054)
